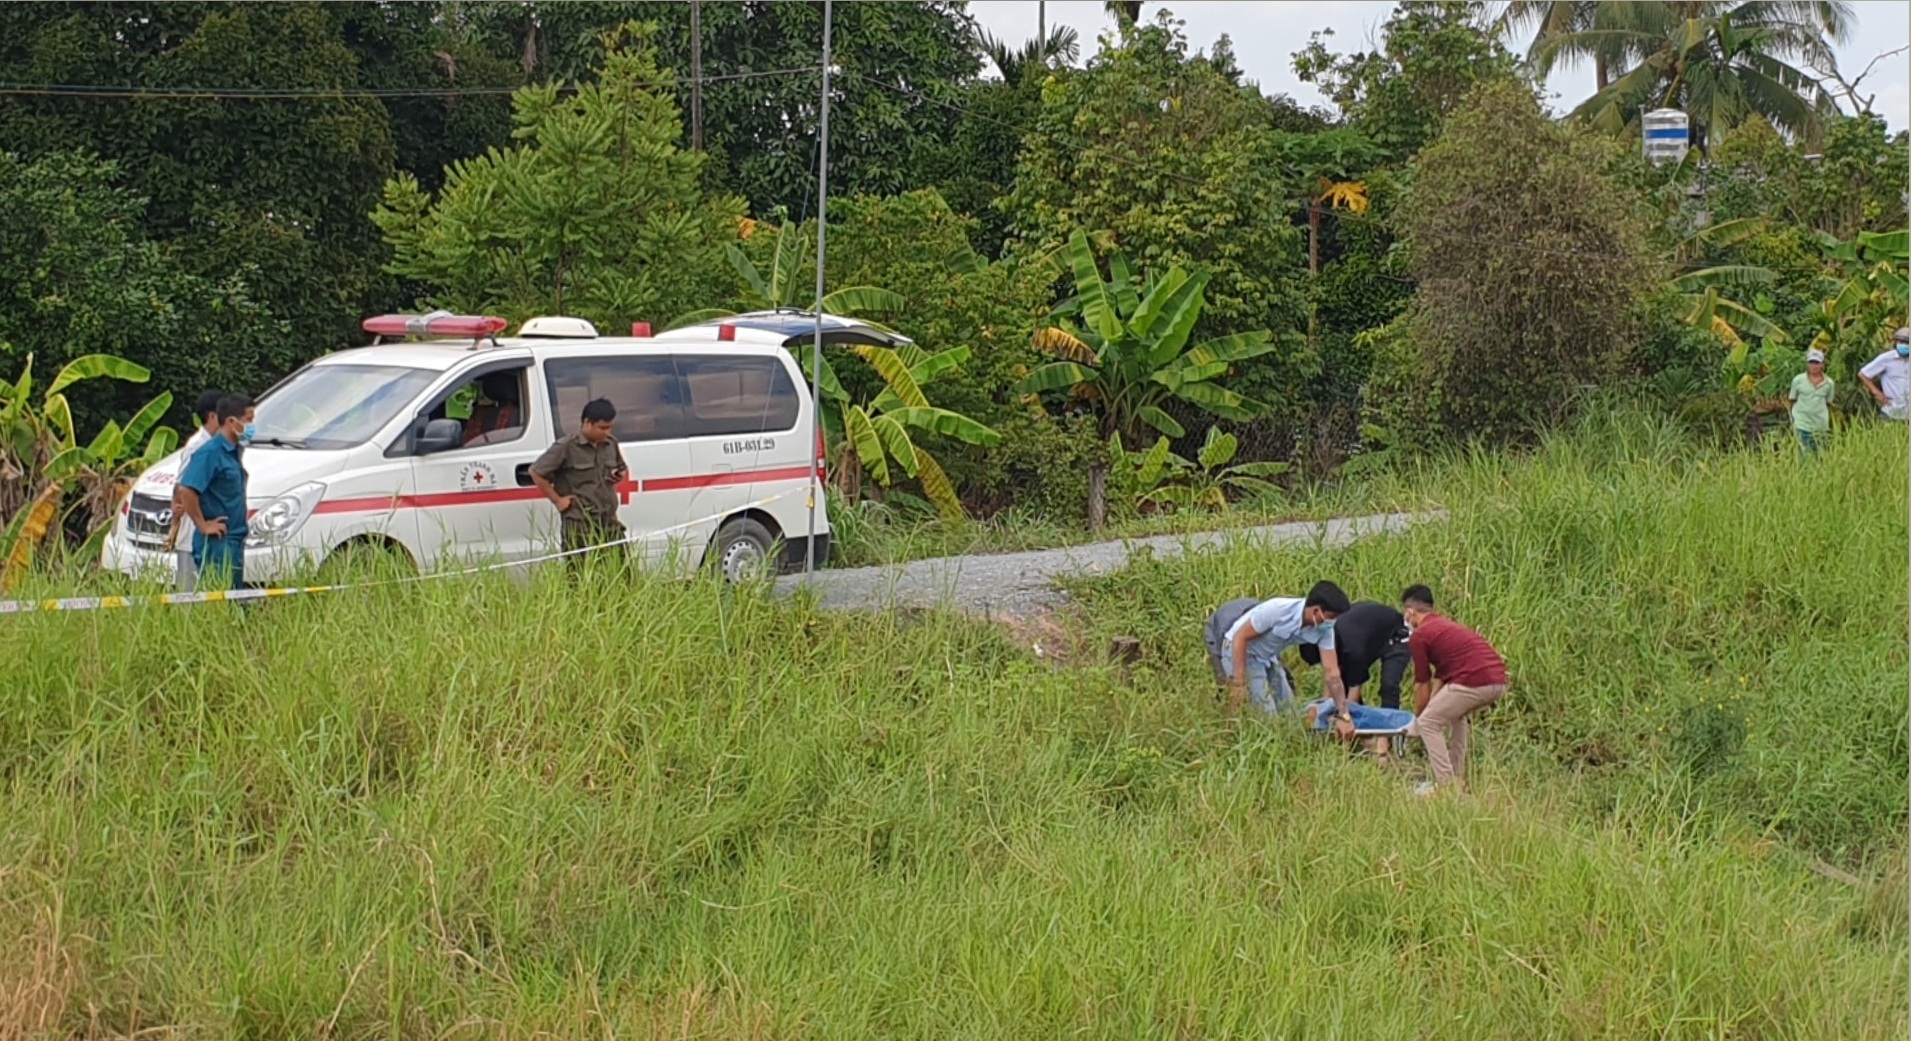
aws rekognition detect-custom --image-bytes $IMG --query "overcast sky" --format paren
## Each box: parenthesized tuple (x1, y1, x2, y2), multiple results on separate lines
(966, 0, 1910, 133)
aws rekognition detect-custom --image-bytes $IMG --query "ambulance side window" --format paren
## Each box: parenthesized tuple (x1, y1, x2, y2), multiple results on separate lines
(544, 356, 688, 442)
(421, 366, 532, 448)
(672, 354, 801, 437)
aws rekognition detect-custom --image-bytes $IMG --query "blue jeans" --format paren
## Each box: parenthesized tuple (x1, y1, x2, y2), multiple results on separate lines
(1796, 428, 1825, 456)
(1218, 651, 1296, 714)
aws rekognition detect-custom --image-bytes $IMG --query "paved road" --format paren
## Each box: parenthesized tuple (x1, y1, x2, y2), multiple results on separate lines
(777, 511, 1434, 617)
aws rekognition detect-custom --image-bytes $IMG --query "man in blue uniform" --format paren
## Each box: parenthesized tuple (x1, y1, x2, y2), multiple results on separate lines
(176, 394, 254, 590)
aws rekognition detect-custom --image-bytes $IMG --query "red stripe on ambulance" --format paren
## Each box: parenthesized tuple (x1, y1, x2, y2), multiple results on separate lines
(311, 464, 823, 516)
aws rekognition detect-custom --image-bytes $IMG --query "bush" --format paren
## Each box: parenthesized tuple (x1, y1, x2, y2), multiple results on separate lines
(1354, 313, 1435, 459)
(1396, 78, 1662, 445)
(961, 410, 1101, 521)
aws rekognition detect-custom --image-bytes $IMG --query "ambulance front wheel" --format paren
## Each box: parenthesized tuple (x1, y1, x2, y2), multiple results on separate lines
(709, 517, 776, 584)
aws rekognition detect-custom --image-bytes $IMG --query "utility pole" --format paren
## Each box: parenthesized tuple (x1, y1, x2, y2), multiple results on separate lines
(804, 0, 834, 579)
(689, 0, 704, 151)
(1038, 0, 1045, 48)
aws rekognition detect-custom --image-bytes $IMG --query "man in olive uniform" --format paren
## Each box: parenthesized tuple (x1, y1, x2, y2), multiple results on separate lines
(530, 398, 629, 561)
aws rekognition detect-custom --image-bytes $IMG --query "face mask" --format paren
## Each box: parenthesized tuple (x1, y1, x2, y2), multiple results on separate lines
(240, 422, 256, 444)
(1896, 344, 1908, 358)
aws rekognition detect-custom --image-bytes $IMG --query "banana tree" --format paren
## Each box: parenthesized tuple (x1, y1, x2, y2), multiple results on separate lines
(1807, 229, 1909, 362)
(1130, 426, 1289, 514)
(1670, 264, 1788, 348)
(1011, 228, 1278, 530)
(0, 352, 178, 572)
(835, 343, 997, 519)
(1661, 217, 1788, 348)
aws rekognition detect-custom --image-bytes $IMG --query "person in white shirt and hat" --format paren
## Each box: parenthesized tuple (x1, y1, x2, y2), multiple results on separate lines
(1858, 327, 1909, 421)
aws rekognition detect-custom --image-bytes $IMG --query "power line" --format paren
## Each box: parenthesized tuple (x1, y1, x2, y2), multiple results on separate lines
(0, 66, 815, 101)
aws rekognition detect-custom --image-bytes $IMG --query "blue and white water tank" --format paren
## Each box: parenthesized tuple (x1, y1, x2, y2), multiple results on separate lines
(1643, 108, 1690, 166)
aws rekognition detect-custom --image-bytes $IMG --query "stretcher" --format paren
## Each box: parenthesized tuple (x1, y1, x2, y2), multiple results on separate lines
(1304, 699, 1413, 760)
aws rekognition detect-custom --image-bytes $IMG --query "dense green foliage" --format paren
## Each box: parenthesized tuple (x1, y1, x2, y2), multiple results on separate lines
(373, 24, 740, 330)
(0, 0, 1899, 524)
(0, 152, 287, 423)
(1008, 13, 1314, 422)
(1296, 1, 1520, 162)
(453, 1, 983, 219)
(0, 3, 412, 373)
(0, 415, 1902, 1037)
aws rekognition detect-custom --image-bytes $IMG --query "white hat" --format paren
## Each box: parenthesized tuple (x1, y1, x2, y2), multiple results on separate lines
(1805, 348, 1826, 363)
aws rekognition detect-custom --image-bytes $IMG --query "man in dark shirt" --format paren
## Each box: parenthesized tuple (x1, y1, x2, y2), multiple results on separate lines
(530, 397, 629, 558)
(1298, 600, 1411, 709)
(1402, 584, 1508, 793)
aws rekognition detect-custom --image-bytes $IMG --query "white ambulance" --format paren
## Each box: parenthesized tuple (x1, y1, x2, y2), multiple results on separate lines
(102, 310, 892, 584)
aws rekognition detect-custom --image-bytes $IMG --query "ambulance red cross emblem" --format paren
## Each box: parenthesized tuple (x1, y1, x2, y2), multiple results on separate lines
(457, 462, 497, 492)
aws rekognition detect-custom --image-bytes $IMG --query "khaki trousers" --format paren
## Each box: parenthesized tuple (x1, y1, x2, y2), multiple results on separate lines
(1410, 682, 1507, 785)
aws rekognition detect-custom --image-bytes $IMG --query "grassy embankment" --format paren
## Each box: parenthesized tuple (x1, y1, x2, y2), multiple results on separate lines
(0, 412, 1903, 1039)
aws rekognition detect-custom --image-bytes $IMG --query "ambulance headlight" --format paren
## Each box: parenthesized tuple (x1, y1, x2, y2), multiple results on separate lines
(248, 482, 326, 546)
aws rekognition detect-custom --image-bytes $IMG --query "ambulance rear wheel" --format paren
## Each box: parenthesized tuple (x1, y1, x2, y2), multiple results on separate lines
(709, 517, 776, 584)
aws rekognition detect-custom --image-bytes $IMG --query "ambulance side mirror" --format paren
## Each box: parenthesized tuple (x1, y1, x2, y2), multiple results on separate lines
(414, 418, 465, 456)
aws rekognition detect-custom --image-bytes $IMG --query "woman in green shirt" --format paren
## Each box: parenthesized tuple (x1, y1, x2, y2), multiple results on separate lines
(1788, 348, 1835, 456)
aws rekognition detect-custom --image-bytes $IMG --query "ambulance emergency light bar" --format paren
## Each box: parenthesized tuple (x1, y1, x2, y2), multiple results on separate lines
(362, 312, 509, 344)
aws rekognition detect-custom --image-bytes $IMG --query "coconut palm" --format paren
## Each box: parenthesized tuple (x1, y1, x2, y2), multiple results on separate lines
(979, 24, 1079, 84)
(1495, 2, 1612, 85)
(1497, 1, 1853, 146)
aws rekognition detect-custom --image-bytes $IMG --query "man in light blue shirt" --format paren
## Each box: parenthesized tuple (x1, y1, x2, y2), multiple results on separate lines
(1206, 581, 1352, 716)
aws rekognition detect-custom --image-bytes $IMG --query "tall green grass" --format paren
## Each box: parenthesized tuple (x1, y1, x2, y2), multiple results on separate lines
(0, 412, 1903, 1038)
(1073, 410, 1909, 863)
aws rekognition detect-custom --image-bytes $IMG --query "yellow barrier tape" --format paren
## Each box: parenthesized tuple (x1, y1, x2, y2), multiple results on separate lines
(0, 489, 803, 616)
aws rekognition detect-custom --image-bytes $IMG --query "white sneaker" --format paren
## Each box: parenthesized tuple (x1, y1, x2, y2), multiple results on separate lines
(1413, 782, 1439, 798)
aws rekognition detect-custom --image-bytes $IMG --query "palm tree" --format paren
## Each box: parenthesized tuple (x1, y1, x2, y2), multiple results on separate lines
(1497, 1, 1853, 146)
(1495, 2, 1610, 86)
(1011, 229, 1275, 531)
(979, 24, 1079, 84)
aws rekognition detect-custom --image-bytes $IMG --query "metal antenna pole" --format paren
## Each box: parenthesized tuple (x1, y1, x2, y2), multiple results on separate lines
(804, 0, 833, 580)
(689, 0, 704, 151)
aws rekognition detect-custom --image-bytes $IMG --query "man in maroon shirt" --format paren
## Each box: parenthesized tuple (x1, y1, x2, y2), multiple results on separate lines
(1402, 584, 1508, 793)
